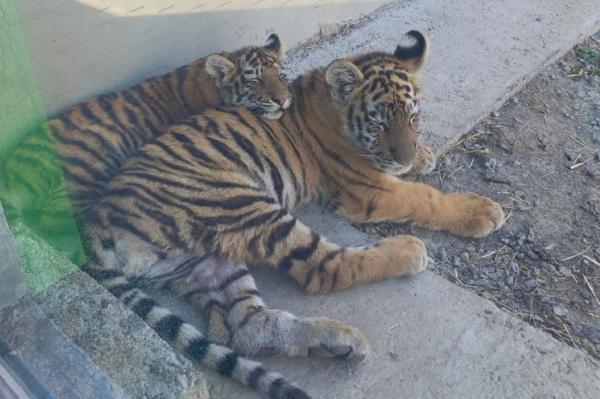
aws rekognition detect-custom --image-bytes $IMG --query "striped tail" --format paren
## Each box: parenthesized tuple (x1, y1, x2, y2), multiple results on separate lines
(82, 263, 311, 399)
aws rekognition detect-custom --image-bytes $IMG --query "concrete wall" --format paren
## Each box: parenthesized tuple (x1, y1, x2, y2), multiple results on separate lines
(0, 203, 28, 310)
(17, 0, 390, 116)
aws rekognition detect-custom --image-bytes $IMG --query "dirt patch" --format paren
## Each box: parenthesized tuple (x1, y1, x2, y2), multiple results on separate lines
(358, 32, 600, 361)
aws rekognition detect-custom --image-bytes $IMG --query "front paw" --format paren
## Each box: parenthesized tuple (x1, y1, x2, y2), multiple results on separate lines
(379, 235, 429, 275)
(408, 143, 436, 176)
(449, 193, 505, 237)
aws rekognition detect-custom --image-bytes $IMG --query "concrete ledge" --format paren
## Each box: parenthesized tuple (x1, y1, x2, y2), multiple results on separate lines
(0, 203, 28, 310)
(0, 297, 128, 398)
(35, 271, 210, 399)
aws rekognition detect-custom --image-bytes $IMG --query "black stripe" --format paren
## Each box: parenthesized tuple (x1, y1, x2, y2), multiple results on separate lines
(278, 232, 321, 272)
(268, 378, 286, 399)
(227, 124, 265, 172)
(223, 208, 284, 233)
(237, 306, 264, 329)
(185, 337, 210, 362)
(108, 214, 155, 244)
(217, 352, 239, 377)
(151, 140, 194, 165)
(83, 267, 124, 280)
(131, 297, 157, 319)
(60, 155, 109, 182)
(217, 269, 250, 291)
(109, 283, 136, 297)
(154, 314, 185, 341)
(227, 295, 256, 310)
(207, 136, 248, 171)
(265, 157, 284, 205)
(247, 366, 266, 389)
(303, 249, 343, 290)
(171, 131, 215, 166)
(164, 190, 276, 210)
(175, 65, 193, 113)
(265, 217, 296, 256)
(131, 86, 168, 126)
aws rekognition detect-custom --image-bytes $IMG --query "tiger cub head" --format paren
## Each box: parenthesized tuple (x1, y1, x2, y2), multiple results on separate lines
(325, 30, 428, 175)
(205, 34, 291, 119)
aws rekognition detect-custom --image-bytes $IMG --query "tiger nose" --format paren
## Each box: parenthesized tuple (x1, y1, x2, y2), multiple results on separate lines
(273, 94, 292, 109)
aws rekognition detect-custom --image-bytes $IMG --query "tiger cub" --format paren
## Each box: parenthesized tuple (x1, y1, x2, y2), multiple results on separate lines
(83, 31, 504, 398)
(1, 34, 290, 260)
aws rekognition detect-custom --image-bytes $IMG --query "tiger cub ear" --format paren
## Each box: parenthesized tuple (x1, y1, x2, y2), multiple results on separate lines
(264, 33, 282, 57)
(205, 54, 236, 87)
(393, 30, 428, 72)
(325, 60, 364, 103)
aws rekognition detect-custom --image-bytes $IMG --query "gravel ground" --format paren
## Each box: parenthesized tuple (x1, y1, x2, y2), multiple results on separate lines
(357, 32, 600, 361)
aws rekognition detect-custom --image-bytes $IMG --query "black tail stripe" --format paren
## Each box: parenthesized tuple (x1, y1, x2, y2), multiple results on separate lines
(81, 267, 124, 280)
(185, 337, 210, 362)
(109, 283, 136, 297)
(131, 297, 158, 319)
(247, 366, 266, 389)
(154, 314, 185, 341)
(217, 352, 239, 377)
(268, 378, 286, 399)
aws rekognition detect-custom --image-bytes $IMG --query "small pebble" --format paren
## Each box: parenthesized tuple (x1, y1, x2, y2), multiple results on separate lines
(553, 305, 568, 317)
(492, 111, 500, 117)
(510, 261, 519, 273)
(465, 243, 477, 253)
(506, 276, 515, 286)
(526, 250, 540, 261)
(460, 252, 470, 261)
(510, 97, 519, 104)
(452, 256, 462, 267)
(558, 266, 573, 277)
(525, 278, 539, 290)
(487, 271, 499, 281)
(484, 157, 497, 169)
(500, 237, 511, 245)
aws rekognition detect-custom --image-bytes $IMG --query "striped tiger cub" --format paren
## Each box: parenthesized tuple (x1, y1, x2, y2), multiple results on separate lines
(1, 34, 290, 261)
(83, 31, 504, 398)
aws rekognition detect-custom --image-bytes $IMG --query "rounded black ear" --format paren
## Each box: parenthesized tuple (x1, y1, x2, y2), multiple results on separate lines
(264, 33, 282, 55)
(393, 30, 428, 72)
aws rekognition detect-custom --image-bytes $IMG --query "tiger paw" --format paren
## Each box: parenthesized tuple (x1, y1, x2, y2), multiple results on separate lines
(378, 235, 429, 276)
(303, 318, 369, 362)
(448, 193, 505, 237)
(408, 143, 436, 176)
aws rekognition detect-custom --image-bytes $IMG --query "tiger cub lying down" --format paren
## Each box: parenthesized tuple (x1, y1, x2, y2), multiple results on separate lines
(2, 34, 290, 247)
(83, 31, 504, 398)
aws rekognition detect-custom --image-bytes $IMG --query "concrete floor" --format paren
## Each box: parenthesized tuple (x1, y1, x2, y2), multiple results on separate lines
(153, 206, 600, 398)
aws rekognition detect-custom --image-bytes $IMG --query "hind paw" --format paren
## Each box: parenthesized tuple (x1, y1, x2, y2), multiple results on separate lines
(292, 318, 369, 361)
